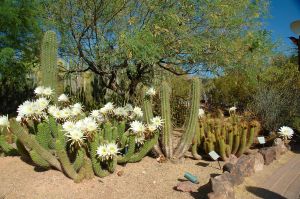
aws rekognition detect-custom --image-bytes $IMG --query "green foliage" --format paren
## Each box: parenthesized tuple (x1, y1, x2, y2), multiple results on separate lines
(250, 56, 300, 131)
(0, 0, 43, 114)
(46, 0, 272, 101)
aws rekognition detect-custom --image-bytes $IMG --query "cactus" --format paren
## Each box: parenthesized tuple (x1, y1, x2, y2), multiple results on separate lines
(0, 135, 18, 156)
(160, 81, 173, 158)
(82, 71, 94, 105)
(173, 78, 201, 159)
(141, 78, 202, 161)
(40, 31, 60, 97)
(192, 113, 260, 160)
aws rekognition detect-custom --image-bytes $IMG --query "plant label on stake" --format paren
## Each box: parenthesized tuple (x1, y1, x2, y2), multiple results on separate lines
(208, 151, 222, 170)
(257, 137, 266, 145)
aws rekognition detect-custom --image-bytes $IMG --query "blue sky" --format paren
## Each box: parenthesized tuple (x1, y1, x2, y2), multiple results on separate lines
(265, 0, 300, 54)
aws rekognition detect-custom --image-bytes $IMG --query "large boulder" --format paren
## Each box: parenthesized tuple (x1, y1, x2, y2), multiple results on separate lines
(253, 152, 264, 172)
(234, 155, 255, 177)
(208, 173, 235, 199)
(259, 147, 277, 165)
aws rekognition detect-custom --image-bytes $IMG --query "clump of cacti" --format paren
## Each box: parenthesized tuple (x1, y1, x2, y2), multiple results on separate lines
(143, 78, 202, 161)
(192, 111, 261, 161)
(0, 83, 162, 182)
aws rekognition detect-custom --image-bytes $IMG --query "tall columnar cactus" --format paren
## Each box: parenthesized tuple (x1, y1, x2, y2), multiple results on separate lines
(143, 78, 202, 160)
(40, 31, 60, 97)
(193, 115, 261, 161)
(160, 82, 173, 158)
(83, 71, 94, 105)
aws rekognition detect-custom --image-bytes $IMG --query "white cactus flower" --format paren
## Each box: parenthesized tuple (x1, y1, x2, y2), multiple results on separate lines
(106, 143, 119, 156)
(90, 110, 100, 119)
(147, 124, 158, 132)
(229, 106, 237, 112)
(130, 120, 146, 133)
(96, 145, 109, 159)
(135, 134, 145, 145)
(278, 126, 294, 140)
(83, 117, 98, 132)
(43, 87, 53, 96)
(35, 97, 49, 111)
(16, 115, 22, 122)
(113, 107, 128, 117)
(58, 94, 69, 102)
(151, 116, 163, 128)
(62, 121, 76, 132)
(146, 87, 156, 96)
(34, 86, 45, 96)
(198, 108, 205, 118)
(133, 106, 143, 118)
(0, 115, 9, 127)
(17, 101, 36, 117)
(65, 128, 85, 146)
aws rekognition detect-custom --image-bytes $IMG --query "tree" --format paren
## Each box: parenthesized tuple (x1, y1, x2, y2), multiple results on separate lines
(0, 0, 43, 114)
(46, 0, 272, 100)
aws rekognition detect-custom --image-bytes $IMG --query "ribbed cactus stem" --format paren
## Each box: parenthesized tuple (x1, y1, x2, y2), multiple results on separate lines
(192, 121, 202, 160)
(236, 127, 247, 157)
(89, 134, 109, 177)
(117, 135, 135, 164)
(245, 126, 255, 150)
(218, 137, 227, 161)
(160, 81, 173, 158)
(14, 126, 62, 171)
(227, 130, 233, 154)
(128, 132, 159, 163)
(103, 122, 112, 142)
(29, 150, 50, 168)
(55, 137, 79, 180)
(108, 157, 117, 173)
(73, 148, 85, 171)
(173, 78, 201, 159)
(40, 31, 58, 97)
(231, 134, 240, 155)
(142, 86, 154, 124)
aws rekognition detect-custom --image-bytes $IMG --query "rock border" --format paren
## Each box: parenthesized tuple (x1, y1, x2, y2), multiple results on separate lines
(207, 138, 289, 199)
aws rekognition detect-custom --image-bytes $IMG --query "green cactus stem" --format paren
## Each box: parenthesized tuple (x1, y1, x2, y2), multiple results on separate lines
(117, 135, 135, 164)
(40, 31, 59, 98)
(174, 78, 201, 159)
(161, 81, 173, 158)
(14, 126, 62, 171)
(73, 148, 85, 171)
(29, 150, 50, 168)
(128, 132, 159, 163)
(235, 126, 247, 157)
(89, 133, 109, 177)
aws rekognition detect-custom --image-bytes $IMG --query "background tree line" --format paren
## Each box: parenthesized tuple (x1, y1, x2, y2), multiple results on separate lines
(0, 0, 299, 132)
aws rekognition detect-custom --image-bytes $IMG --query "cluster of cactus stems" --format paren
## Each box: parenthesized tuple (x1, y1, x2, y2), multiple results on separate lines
(192, 114, 261, 161)
(7, 113, 159, 182)
(143, 78, 201, 160)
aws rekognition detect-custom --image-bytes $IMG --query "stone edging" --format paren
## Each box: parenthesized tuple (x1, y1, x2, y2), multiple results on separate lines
(207, 138, 289, 199)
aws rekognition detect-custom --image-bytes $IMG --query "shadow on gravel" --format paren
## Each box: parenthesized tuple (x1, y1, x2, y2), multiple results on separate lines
(246, 186, 287, 199)
(190, 181, 210, 199)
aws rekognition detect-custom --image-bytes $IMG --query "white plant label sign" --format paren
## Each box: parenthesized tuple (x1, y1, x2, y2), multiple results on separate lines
(208, 151, 220, 160)
(257, 136, 266, 144)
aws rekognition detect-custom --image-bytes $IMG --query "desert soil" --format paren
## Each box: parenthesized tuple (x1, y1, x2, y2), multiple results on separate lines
(0, 155, 223, 199)
(0, 149, 294, 199)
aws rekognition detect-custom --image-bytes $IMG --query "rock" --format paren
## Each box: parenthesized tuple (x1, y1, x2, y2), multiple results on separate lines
(259, 147, 276, 165)
(117, 170, 124, 176)
(226, 154, 238, 164)
(175, 181, 198, 192)
(235, 155, 255, 177)
(273, 138, 288, 155)
(253, 152, 264, 172)
(223, 163, 234, 173)
(208, 174, 235, 199)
